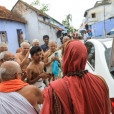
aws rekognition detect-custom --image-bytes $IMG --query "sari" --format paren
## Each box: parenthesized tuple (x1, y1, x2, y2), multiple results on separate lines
(41, 40, 110, 114)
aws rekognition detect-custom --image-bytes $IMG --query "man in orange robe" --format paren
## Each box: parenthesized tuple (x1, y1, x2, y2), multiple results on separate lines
(40, 40, 110, 114)
(0, 61, 43, 114)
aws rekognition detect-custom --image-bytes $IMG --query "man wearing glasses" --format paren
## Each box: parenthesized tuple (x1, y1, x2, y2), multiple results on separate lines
(0, 51, 26, 81)
(0, 61, 43, 113)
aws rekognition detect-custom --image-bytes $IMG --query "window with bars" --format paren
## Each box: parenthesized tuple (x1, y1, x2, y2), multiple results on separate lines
(91, 13, 96, 18)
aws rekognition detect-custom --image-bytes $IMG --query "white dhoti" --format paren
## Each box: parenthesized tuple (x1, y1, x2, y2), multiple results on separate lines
(33, 78, 45, 91)
(33, 78, 45, 111)
(0, 92, 38, 114)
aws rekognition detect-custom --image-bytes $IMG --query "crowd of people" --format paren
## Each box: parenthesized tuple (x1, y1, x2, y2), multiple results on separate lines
(0, 33, 112, 114)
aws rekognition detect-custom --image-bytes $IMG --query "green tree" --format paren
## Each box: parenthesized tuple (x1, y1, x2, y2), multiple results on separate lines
(40, 3, 50, 13)
(31, 0, 40, 5)
(66, 14, 72, 23)
(31, 0, 50, 13)
(62, 14, 76, 34)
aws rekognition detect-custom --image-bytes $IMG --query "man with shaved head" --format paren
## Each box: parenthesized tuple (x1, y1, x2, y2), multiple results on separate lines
(0, 51, 15, 66)
(15, 42, 31, 70)
(0, 51, 15, 82)
(62, 36, 70, 44)
(32, 39, 40, 47)
(0, 61, 43, 113)
(44, 41, 62, 82)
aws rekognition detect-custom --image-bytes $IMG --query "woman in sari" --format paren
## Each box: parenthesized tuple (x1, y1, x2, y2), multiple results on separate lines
(41, 40, 110, 114)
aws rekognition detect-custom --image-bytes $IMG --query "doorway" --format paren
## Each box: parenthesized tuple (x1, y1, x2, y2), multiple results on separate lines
(17, 29, 22, 47)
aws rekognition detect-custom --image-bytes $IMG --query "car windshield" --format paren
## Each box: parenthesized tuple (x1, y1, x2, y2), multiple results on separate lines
(105, 48, 114, 78)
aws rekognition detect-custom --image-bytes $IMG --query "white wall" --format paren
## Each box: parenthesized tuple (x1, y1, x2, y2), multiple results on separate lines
(12, 2, 58, 45)
(38, 22, 57, 44)
(12, 3, 39, 44)
(0, 19, 26, 53)
(87, 2, 114, 25)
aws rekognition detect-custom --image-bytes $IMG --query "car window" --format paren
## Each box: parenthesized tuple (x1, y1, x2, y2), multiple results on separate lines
(110, 31, 114, 35)
(85, 42, 95, 69)
(105, 48, 114, 78)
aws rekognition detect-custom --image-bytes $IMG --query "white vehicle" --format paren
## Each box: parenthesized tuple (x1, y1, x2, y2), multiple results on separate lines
(85, 38, 114, 98)
(107, 28, 114, 35)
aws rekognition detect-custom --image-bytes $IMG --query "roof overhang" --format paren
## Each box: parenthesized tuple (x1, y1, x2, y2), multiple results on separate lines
(39, 20, 63, 31)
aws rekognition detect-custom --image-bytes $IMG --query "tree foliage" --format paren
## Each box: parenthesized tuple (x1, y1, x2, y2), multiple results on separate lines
(62, 14, 77, 33)
(31, 0, 50, 13)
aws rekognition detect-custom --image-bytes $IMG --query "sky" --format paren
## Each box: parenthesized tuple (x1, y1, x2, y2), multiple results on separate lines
(0, 0, 98, 28)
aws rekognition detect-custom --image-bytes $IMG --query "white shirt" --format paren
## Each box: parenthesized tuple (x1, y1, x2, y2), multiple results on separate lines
(84, 33, 88, 41)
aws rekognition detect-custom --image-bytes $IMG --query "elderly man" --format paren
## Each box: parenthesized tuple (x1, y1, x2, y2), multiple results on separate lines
(0, 42, 8, 53)
(0, 51, 15, 82)
(32, 39, 40, 47)
(62, 36, 70, 44)
(16, 40, 29, 53)
(0, 61, 43, 113)
(30, 39, 44, 60)
(0, 51, 15, 66)
(15, 42, 31, 70)
(44, 42, 62, 80)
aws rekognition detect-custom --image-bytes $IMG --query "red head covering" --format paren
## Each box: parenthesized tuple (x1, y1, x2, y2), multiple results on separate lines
(62, 40, 87, 75)
(41, 40, 110, 114)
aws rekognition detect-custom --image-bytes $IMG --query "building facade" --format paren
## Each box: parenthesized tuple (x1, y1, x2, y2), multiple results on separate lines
(0, 6, 27, 53)
(84, 0, 114, 37)
(12, 0, 64, 45)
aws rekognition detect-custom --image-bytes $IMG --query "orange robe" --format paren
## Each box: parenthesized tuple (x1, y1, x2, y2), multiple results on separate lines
(41, 40, 110, 114)
(41, 73, 110, 114)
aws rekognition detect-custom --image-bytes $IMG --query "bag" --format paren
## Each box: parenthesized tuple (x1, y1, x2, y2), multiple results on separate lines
(52, 60, 59, 77)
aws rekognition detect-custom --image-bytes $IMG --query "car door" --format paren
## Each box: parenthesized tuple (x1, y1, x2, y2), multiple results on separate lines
(109, 38, 114, 77)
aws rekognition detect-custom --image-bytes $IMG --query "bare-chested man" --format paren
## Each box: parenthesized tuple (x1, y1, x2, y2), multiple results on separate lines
(15, 42, 30, 70)
(0, 51, 15, 66)
(27, 46, 52, 112)
(0, 61, 43, 113)
(27, 46, 51, 90)
(32, 39, 40, 47)
(0, 51, 15, 82)
(16, 40, 29, 53)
